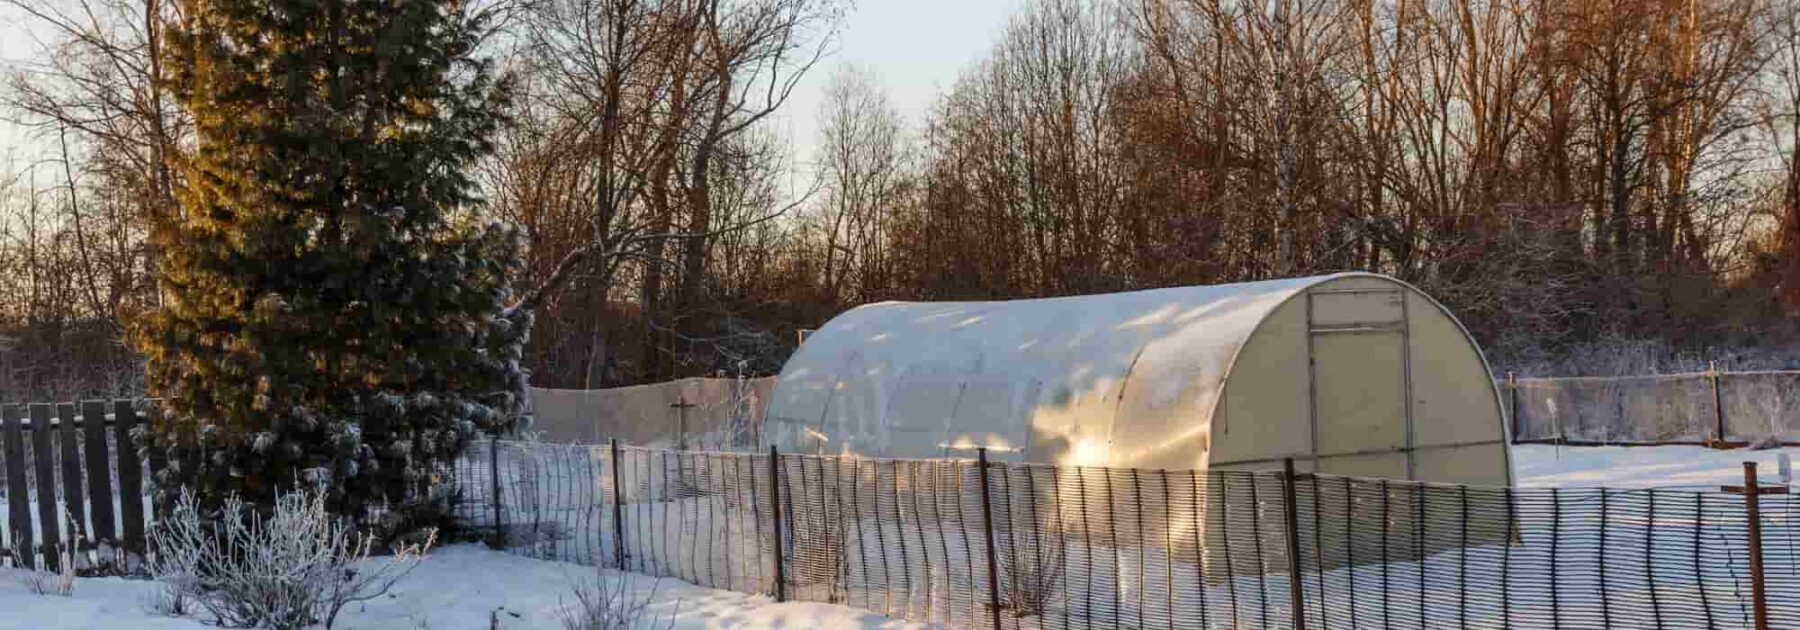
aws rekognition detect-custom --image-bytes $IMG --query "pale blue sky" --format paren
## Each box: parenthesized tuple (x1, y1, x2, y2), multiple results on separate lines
(0, 0, 1025, 177)
(781, 0, 1025, 167)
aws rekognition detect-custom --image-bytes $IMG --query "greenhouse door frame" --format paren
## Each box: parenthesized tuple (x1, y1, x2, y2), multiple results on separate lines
(1305, 286, 1418, 480)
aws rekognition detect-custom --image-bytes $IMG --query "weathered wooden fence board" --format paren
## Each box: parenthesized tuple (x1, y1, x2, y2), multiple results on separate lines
(29, 404, 59, 571)
(3, 405, 33, 569)
(115, 399, 145, 554)
(55, 403, 84, 540)
(0, 399, 153, 569)
(81, 400, 116, 544)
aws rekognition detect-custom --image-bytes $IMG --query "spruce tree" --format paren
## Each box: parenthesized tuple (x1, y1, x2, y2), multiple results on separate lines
(138, 0, 527, 534)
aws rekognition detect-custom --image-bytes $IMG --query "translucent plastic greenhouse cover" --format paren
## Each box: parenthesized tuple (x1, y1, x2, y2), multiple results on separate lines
(764, 273, 1377, 464)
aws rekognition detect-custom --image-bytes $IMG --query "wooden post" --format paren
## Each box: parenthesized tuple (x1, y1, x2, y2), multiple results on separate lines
(610, 439, 627, 570)
(1283, 458, 1309, 630)
(1748, 462, 1771, 630)
(767, 445, 786, 602)
(977, 448, 1003, 630)
(1723, 461, 1783, 630)
(671, 396, 696, 451)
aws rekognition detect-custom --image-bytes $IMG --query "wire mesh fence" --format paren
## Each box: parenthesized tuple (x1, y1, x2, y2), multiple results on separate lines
(452, 438, 1800, 629)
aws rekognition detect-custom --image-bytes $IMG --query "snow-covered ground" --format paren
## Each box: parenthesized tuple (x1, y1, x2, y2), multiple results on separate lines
(0, 544, 932, 629)
(7, 444, 1794, 629)
(1513, 443, 1798, 489)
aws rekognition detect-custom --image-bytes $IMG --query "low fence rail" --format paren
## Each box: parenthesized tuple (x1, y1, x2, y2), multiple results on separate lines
(453, 438, 1800, 629)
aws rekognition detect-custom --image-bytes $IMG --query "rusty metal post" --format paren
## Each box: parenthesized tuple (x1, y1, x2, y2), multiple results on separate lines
(1283, 458, 1309, 630)
(1711, 361, 1729, 444)
(768, 445, 787, 602)
(1742, 462, 1773, 630)
(1506, 372, 1520, 442)
(610, 439, 627, 570)
(489, 432, 503, 548)
(977, 448, 1004, 630)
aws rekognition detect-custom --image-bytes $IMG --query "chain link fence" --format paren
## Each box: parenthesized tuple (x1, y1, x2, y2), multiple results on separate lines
(451, 438, 1800, 629)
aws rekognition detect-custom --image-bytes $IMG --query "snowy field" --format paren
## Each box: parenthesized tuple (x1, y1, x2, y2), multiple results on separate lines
(6, 444, 1793, 629)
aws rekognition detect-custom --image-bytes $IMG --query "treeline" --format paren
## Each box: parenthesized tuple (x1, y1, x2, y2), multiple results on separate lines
(5, 0, 1800, 397)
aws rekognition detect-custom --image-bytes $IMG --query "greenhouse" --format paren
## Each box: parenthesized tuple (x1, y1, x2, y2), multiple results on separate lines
(765, 272, 1512, 486)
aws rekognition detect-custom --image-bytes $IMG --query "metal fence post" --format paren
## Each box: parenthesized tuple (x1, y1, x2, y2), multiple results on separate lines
(977, 447, 1003, 630)
(611, 439, 627, 570)
(1283, 458, 1309, 630)
(1506, 372, 1521, 442)
(489, 432, 503, 548)
(1711, 361, 1729, 443)
(768, 445, 786, 602)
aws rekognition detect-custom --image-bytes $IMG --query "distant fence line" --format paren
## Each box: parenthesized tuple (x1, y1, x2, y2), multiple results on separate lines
(527, 378, 776, 447)
(454, 438, 1800, 629)
(1505, 366, 1800, 445)
(526, 369, 1800, 449)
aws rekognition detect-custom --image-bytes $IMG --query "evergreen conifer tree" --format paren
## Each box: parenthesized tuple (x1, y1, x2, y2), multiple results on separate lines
(138, 0, 527, 534)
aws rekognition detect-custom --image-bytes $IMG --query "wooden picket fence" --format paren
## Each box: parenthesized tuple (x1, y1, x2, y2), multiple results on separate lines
(0, 400, 151, 571)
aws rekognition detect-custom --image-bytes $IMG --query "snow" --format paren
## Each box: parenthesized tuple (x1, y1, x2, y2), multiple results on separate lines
(0, 494, 155, 562)
(1513, 443, 1798, 489)
(6, 444, 1792, 628)
(0, 544, 934, 629)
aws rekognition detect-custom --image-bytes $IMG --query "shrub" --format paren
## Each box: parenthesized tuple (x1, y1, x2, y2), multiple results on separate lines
(1003, 530, 1066, 618)
(147, 487, 434, 629)
(558, 570, 677, 630)
(7, 506, 90, 597)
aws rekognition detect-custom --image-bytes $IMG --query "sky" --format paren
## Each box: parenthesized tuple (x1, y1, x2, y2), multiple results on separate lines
(778, 0, 1025, 168)
(0, 0, 1026, 179)
(0, 1, 43, 165)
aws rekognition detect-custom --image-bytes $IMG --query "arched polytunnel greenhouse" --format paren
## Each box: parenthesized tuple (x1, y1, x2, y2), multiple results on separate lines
(766, 272, 1512, 486)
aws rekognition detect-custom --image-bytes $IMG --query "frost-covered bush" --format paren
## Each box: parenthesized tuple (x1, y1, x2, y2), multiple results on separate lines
(9, 563, 73, 597)
(558, 570, 677, 630)
(8, 549, 73, 597)
(147, 487, 434, 629)
(7, 507, 89, 597)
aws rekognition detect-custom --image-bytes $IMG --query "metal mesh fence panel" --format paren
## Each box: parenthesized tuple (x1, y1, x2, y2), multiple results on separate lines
(457, 440, 1800, 629)
(1717, 372, 1800, 442)
(1506, 370, 1800, 444)
(1294, 475, 1769, 629)
(1511, 375, 1720, 443)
